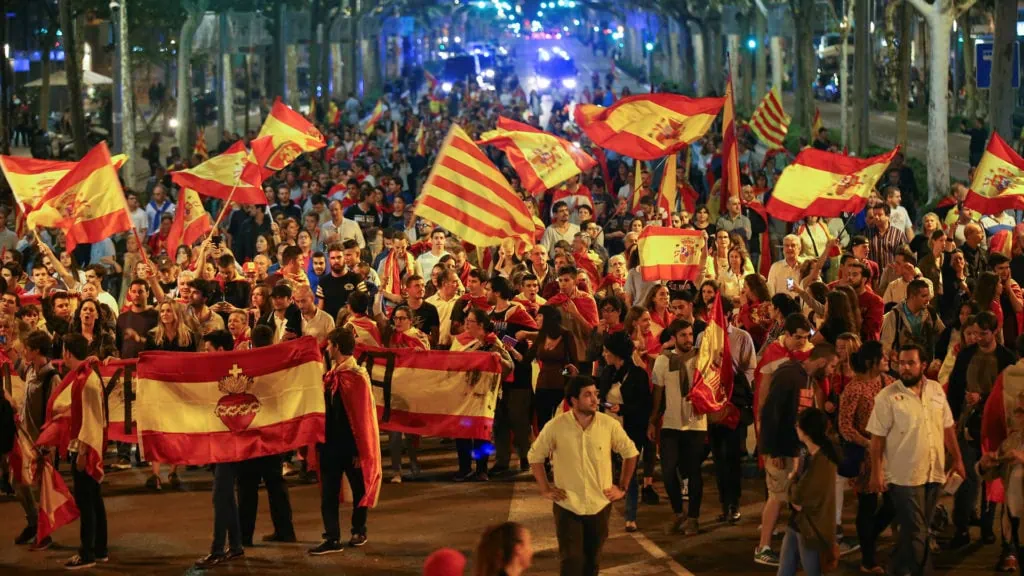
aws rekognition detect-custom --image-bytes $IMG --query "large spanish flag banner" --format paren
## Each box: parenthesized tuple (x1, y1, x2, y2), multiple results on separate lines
(134, 337, 325, 465)
(170, 140, 266, 205)
(574, 93, 724, 160)
(415, 124, 536, 247)
(478, 116, 597, 196)
(689, 293, 733, 416)
(25, 143, 133, 251)
(637, 226, 705, 282)
(361, 348, 502, 440)
(766, 146, 898, 222)
(0, 154, 126, 209)
(965, 133, 1024, 214)
(167, 188, 212, 256)
(254, 97, 327, 179)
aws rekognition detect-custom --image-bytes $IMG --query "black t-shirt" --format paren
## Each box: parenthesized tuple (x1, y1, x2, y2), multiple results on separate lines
(222, 279, 251, 310)
(116, 309, 160, 359)
(344, 204, 382, 231)
(409, 300, 440, 341)
(318, 271, 363, 320)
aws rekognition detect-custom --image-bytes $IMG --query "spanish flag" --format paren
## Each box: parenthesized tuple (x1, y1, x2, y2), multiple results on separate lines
(35, 363, 107, 482)
(363, 100, 385, 135)
(0, 154, 127, 209)
(478, 116, 597, 196)
(689, 293, 734, 418)
(720, 77, 741, 211)
(656, 153, 679, 222)
(25, 143, 133, 251)
(415, 123, 427, 156)
(811, 108, 824, 138)
(170, 140, 267, 205)
(964, 133, 1024, 214)
(637, 226, 705, 282)
(95, 359, 139, 444)
(193, 128, 209, 160)
(415, 124, 536, 247)
(135, 337, 326, 465)
(749, 86, 790, 150)
(574, 93, 724, 160)
(167, 188, 212, 256)
(362, 348, 503, 440)
(766, 146, 898, 222)
(255, 97, 327, 178)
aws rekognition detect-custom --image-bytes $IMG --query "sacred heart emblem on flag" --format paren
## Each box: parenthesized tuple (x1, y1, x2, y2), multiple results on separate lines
(263, 142, 303, 172)
(215, 364, 262, 431)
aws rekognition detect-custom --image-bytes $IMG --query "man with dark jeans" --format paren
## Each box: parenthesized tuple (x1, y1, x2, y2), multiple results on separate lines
(309, 326, 382, 555)
(195, 331, 245, 569)
(114, 279, 159, 469)
(867, 344, 966, 576)
(529, 376, 639, 575)
(650, 320, 704, 534)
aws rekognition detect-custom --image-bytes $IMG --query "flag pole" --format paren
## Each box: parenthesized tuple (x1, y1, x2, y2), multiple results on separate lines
(205, 182, 239, 243)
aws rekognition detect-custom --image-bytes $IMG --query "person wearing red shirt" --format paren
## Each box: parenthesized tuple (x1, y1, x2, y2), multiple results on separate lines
(849, 261, 884, 343)
(147, 214, 173, 257)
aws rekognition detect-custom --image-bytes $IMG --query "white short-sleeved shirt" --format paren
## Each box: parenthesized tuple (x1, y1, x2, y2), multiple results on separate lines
(865, 378, 953, 487)
(652, 352, 706, 432)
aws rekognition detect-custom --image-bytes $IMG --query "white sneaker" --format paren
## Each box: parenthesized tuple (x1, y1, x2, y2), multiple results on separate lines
(389, 474, 402, 484)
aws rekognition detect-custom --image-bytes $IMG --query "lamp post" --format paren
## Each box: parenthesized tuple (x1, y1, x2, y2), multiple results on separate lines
(110, 1, 122, 154)
(644, 40, 654, 93)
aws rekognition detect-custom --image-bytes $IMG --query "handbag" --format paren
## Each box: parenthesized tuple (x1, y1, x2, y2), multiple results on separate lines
(837, 442, 865, 479)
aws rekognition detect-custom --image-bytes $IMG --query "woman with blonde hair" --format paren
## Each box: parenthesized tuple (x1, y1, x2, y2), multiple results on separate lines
(472, 522, 533, 576)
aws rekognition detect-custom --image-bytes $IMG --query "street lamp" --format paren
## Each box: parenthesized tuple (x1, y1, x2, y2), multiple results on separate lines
(110, 0, 122, 154)
(644, 41, 654, 93)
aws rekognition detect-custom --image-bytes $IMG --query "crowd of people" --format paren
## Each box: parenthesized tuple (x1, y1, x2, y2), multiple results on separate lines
(1, 67, 1024, 576)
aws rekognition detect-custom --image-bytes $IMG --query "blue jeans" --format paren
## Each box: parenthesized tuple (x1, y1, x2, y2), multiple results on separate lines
(777, 526, 821, 576)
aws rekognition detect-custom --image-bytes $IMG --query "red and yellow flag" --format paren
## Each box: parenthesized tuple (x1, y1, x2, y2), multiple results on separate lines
(749, 87, 790, 150)
(637, 226, 705, 282)
(766, 146, 898, 222)
(689, 293, 734, 418)
(254, 97, 326, 179)
(811, 108, 824, 138)
(135, 337, 325, 465)
(415, 124, 535, 247)
(574, 93, 724, 160)
(362, 348, 502, 440)
(0, 154, 126, 210)
(37, 457, 80, 544)
(167, 188, 212, 256)
(193, 128, 209, 160)
(656, 153, 679, 222)
(363, 100, 385, 135)
(415, 123, 427, 156)
(964, 133, 1024, 214)
(478, 116, 597, 196)
(170, 140, 266, 205)
(25, 143, 133, 251)
(425, 70, 438, 92)
(327, 100, 341, 126)
(720, 77, 741, 211)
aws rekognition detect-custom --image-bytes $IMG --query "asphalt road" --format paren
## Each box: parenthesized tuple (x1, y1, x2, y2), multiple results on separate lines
(0, 439, 1013, 575)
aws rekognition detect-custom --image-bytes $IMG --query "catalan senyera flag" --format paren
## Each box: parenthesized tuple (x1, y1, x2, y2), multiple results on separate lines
(0, 154, 127, 210)
(964, 133, 1024, 214)
(720, 77, 741, 213)
(574, 93, 724, 160)
(637, 226, 705, 282)
(170, 140, 266, 205)
(193, 128, 209, 160)
(811, 108, 824, 138)
(363, 100, 385, 135)
(478, 116, 597, 196)
(689, 292, 734, 417)
(135, 337, 326, 465)
(415, 124, 536, 247)
(25, 143, 133, 251)
(167, 188, 212, 257)
(362, 348, 502, 440)
(766, 146, 899, 222)
(254, 97, 327, 179)
(749, 87, 790, 150)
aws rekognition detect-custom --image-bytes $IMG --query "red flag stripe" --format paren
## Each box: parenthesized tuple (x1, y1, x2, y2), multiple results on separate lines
(418, 194, 521, 240)
(138, 336, 321, 382)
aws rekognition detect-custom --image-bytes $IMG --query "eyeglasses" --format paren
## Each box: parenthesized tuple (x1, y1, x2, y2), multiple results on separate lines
(393, 315, 410, 321)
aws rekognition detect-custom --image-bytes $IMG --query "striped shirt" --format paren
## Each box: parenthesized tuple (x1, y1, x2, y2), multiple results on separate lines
(869, 224, 908, 271)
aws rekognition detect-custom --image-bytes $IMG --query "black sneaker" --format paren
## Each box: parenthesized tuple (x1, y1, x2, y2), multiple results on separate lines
(641, 485, 660, 505)
(453, 470, 475, 482)
(14, 525, 35, 545)
(488, 465, 510, 477)
(96, 554, 109, 563)
(64, 555, 96, 570)
(520, 458, 530, 472)
(308, 540, 345, 556)
(194, 553, 226, 569)
(728, 506, 742, 524)
(475, 472, 489, 482)
(224, 549, 244, 562)
(262, 532, 297, 543)
(348, 533, 368, 547)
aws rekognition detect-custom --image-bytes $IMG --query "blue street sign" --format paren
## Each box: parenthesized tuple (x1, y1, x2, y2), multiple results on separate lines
(976, 41, 1020, 89)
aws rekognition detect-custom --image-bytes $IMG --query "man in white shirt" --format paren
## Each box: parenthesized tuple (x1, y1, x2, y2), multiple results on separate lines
(125, 192, 149, 238)
(82, 265, 120, 319)
(416, 229, 449, 281)
(425, 270, 460, 347)
(882, 251, 934, 305)
(293, 285, 334, 346)
(867, 344, 965, 576)
(885, 187, 914, 241)
(766, 234, 805, 296)
(540, 201, 580, 254)
(529, 376, 639, 576)
(144, 185, 175, 236)
(321, 199, 366, 248)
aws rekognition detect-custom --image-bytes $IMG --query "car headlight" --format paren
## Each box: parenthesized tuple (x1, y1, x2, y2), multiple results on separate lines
(562, 78, 577, 89)
(168, 117, 179, 129)
(537, 77, 551, 89)
(442, 82, 453, 92)
(484, 68, 495, 78)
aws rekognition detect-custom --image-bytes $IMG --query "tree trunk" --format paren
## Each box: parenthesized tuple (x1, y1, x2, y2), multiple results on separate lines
(119, 1, 137, 189)
(727, 33, 741, 86)
(38, 28, 58, 131)
(176, 12, 200, 154)
(269, 4, 283, 99)
(310, 0, 323, 98)
(692, 28, 708, 96)
(989, 0, 1016, 140)
(960, 9, 977, 119)
(755, 10, 768, 99)
(60, 0, 87, 158)
(923, 13, 952, 202)
(770, 35, 783, 90)
(854, 0, 871, 155)
(219, 12, 234, 136)
(792, 0, 816, 135)
(708, 27, 723, 94)
(840, 1, 854, 149)
(896, 1, 911, 148)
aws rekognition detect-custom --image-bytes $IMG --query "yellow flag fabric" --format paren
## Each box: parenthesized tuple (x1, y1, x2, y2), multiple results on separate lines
(637, 226, 705, 282)
(477, 116, 597, 196)
(964, 133, 1024, 214)
(749, 87, 791, 150)
(0, 154, 126, 209)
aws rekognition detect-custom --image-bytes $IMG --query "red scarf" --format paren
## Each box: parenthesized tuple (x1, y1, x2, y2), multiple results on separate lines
(573, 251, 601, 291)
(381, 249, 416, 297)
(457, 260, 473, 287)
(497, 302, 539, 330)
(390, 328, 430, 350)
(546, 292, 599, 327)
(598, 273, 626, 294)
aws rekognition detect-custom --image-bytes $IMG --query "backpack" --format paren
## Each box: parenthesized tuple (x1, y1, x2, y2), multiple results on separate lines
(0, 395, 15, 456)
